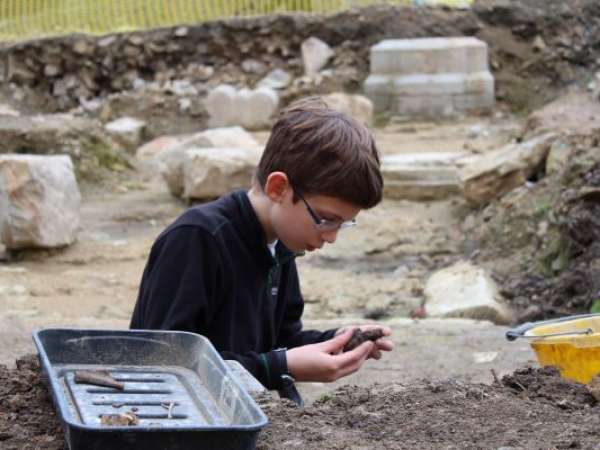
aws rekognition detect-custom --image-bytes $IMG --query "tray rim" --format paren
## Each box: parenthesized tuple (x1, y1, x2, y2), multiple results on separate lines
(32, 327, 269, 433)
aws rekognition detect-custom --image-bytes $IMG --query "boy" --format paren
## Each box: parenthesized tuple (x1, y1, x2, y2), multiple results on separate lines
(130, 97, 393, 400)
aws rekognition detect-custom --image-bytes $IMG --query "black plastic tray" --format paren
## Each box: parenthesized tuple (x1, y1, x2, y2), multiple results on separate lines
(32, 328, 268, 450)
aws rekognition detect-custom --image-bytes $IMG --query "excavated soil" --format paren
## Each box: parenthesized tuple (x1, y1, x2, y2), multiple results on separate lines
(2, 355, 600, 450)
(466, 129, 600, 323)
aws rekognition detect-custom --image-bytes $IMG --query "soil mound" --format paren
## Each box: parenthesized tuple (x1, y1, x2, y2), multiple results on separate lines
(3, 355, 600, 449)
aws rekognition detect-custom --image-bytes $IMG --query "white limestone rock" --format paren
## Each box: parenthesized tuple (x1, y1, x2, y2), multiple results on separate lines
(459, 133, 557, 208)
(157, 127, 261, 197)
(192, 126, 260, 149)
(545, 138, 573, 175)
(237, 88, 279, 130)
(323, 93, 374, 126)
(205, 85, 279, 130)
(382, 152, 465, 200)
(135, 135, 179, 159)
(301, 37, 334, 77)
(105, 117, 146, 152)
(425, 261, 512, 325)
(0, 154, 80, 249)
(182, 147, 263, 200)
(257, 69, 293, 90)
(205, 85, 238, 128)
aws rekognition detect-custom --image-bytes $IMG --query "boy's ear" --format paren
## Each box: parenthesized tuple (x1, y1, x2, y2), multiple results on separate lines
(264, 172, 290, 203)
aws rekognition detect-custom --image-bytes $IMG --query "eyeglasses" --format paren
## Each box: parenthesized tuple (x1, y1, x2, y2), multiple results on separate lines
(296, 192, 357, 232)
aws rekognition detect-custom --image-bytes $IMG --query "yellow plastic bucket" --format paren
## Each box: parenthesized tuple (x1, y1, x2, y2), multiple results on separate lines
(506, 314, 600, 384)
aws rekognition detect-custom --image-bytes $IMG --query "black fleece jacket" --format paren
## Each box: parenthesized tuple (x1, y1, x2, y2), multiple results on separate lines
(130, 190, 337, 389)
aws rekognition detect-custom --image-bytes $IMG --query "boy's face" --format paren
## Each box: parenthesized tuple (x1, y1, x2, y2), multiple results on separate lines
(272, 190, 361, 253)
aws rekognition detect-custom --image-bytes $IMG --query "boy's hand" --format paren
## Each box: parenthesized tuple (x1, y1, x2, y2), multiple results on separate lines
(334, 325, 393, 360)
(286, 328, 390, 383)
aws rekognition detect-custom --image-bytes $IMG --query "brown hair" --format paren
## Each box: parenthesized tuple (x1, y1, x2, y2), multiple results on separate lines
(254, 96, 383, 209)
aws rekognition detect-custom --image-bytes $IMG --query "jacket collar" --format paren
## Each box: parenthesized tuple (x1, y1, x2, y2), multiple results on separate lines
(231, 190, 300, 269)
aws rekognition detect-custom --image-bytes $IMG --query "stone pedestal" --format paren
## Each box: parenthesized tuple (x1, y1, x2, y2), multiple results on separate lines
(365, 37, 495, 118)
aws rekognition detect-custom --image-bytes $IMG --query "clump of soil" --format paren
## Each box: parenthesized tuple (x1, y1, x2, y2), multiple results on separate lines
(343, 329, 385, 352)
(3, 355, 600, 449)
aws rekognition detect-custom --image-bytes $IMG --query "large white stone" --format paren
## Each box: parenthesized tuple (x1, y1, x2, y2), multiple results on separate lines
(545, 138, 573, 175)
(205, 84, 237, 128)
(370, 37, 489, 75)
(104, 117, 146, 152)
(158, 148, 189, 197)
(237, 88, 280, 130)
(157, 127, 262, 197)
(301, 37, 334, 77)
(205, 85, 279, 130)
(323, 93, 374, 125)
(257, 69, 293, 90)
(459, 133, 556, 208)
(135, 136, 179, 159)
(425, 261, 511, 325)
(0, 154, 80, 249)
(182, 147, 263, 200)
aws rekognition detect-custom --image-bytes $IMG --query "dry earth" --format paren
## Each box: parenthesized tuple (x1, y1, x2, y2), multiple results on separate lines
(3, 356, 600, 450)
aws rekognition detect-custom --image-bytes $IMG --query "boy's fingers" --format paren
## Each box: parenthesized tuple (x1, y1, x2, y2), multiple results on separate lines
(319, 328, 354, 353)
(375, 339, 394, 352)
(334, 341, 374, 377)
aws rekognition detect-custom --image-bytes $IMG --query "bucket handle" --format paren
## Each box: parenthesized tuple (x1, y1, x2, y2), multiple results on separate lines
(506, 327, 593, 341)
(506, 313, 600, 341)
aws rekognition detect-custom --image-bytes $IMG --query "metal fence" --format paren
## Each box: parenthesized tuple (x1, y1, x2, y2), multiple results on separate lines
(0, 0, 472, 42)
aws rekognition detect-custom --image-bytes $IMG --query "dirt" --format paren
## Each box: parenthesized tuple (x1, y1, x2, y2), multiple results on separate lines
(343, 329, 385, 352)
(466, 125, 600, 323)
(3, 355, 600, 450)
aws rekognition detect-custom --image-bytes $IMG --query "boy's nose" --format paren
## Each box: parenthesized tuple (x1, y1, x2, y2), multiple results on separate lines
(320, 228, 339, 244)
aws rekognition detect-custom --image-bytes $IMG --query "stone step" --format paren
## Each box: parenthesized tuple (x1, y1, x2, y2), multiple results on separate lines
(365, 72, 494, 115)
(383, 179, 461, 200)
(381, 152, 463, 200)
(370, 37, 489, 75)
(366, 72, 494, 96)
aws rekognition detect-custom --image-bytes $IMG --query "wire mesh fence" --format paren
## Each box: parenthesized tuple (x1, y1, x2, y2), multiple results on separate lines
(0, 0, 472, 42)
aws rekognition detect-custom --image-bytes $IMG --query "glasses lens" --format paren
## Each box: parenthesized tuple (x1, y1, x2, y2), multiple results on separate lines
(315, 219, 357, 232)
(339, 219, 357, 230)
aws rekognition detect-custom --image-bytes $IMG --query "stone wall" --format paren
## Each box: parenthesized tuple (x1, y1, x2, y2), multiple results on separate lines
(0, 0, 598, 122)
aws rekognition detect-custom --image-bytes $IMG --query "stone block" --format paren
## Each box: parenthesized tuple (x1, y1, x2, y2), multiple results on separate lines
(381, 152, 465, 200)
(425, 261, 512, 325)
(205, 85, 279, 130)
(105, 117, 146, 152)
(182, 148, 263, 200)
(0, 154, 80, 249)
(301, 37, 334, 77)
(459, 133, 557, 208)
(156, 127, 261, 197)
(370, 37, 489, 75)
